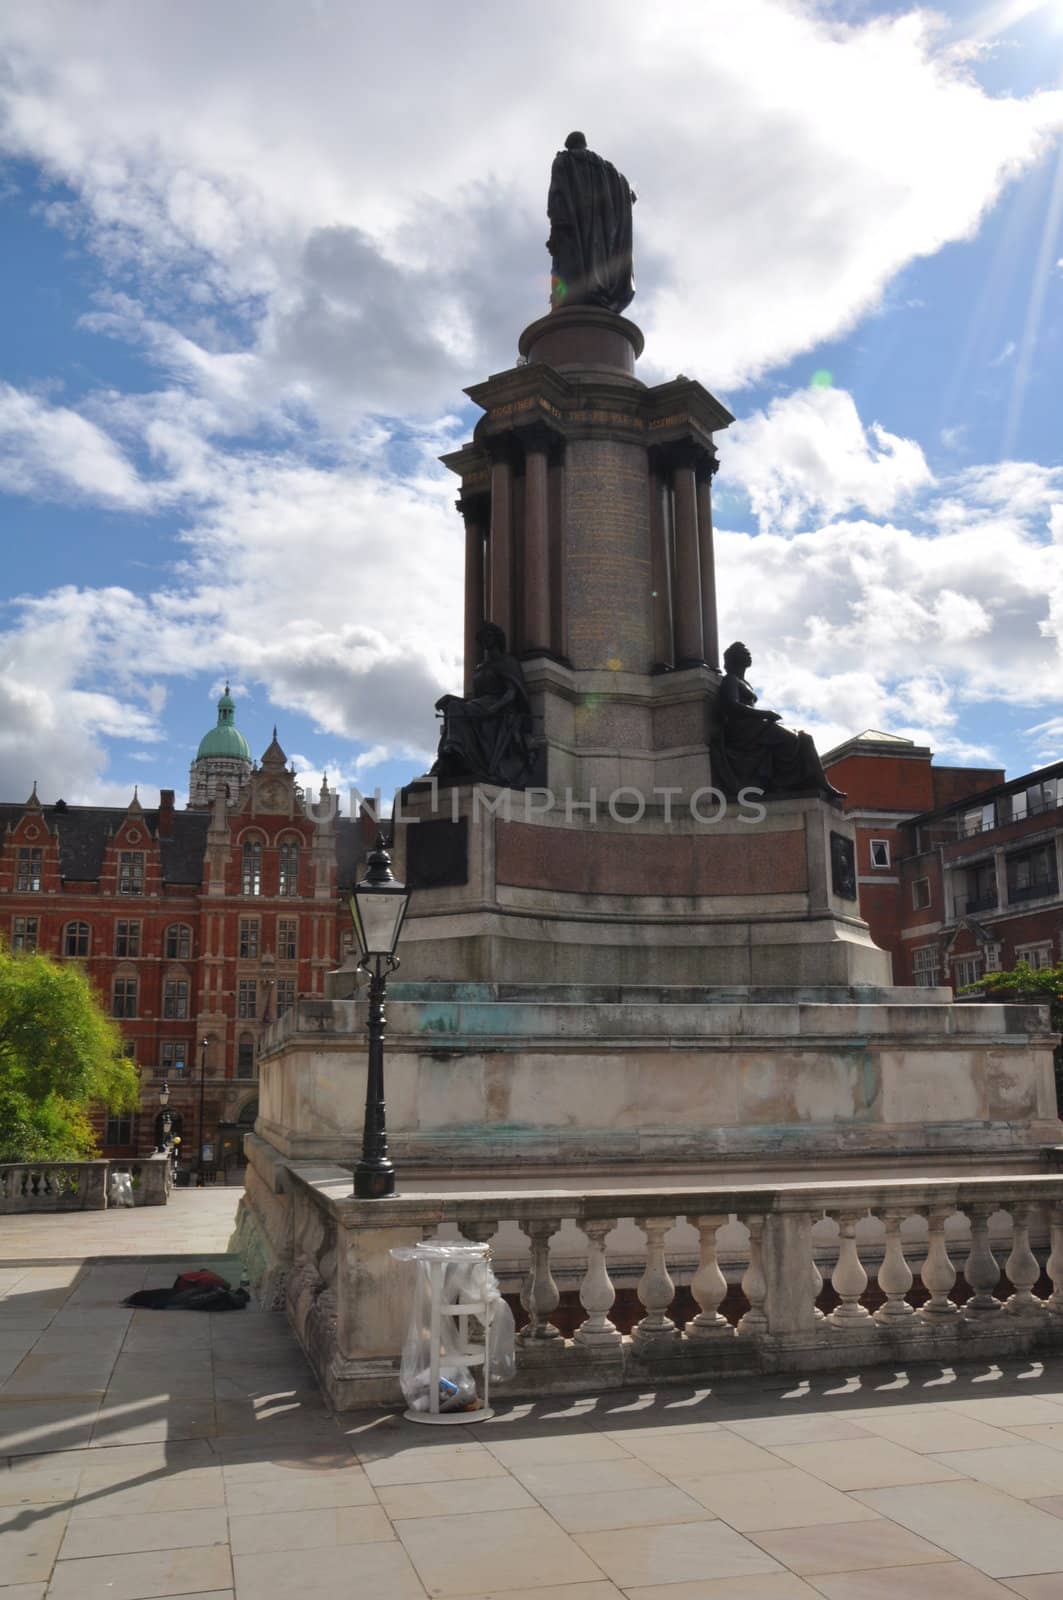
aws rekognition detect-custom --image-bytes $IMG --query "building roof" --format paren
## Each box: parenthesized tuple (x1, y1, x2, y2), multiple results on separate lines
(909, 757, 1063, 827)
(195, 684, 252, 763)
(0, 803, 209, 884)
(823, 729, 932, 764)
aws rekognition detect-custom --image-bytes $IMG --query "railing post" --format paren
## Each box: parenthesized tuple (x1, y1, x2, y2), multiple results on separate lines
(633, 1215, 679, 1352)
(875, 1208, 915, 1323)
(737, 1214, 769, 1336)
(761, 1210, 820, 1336)
(919, 1208, 959, 1319)
(574, 1218, 622, 1350)
(829, 1212, 872, 1327)
(519, 1219, 562, 1341)
(1005, 1204, 1045, 1320)
(963, 1203, 1003, 1319)
(686, 1214, 733, 1339)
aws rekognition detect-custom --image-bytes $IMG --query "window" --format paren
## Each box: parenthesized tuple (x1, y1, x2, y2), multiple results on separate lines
(276, 978, 296, 1017)
(112, 977, 138, 1018)
(161, 1040, 188, 1075)
(238, 978, 258, 1019)
(961, 804, 995, 839)
(912, 945, 940, 987)
(11, 916, 39, 952)
(1007, 844, 1059, 904)
(954, 861, 996, 919)
(869, 840, 890, 869)
(163, 978, 189, 1019)
(122, 1040, 137, 1063)
(237, 1032, 255, 1079)
(984, 943, 1002, 973)
(242, 840, 262, 896)
(64, 921, 90, 957)
(165, 923, 191, 960)
(114, 919, 141, 958)
(953, 954, 984, 989)
(118, 851, 145, 895)
(104, 1112, 133, 1146)
(912, 877, 931, 910)
(278, 917, 297, 961)
(278, 841, 299, 897)
(16, 847, 42, 892)
(239, 917, 260, 960)
(1016, 943, 1054, 970)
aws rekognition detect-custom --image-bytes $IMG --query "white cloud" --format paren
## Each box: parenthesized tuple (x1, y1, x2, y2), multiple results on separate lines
(0, 382, 154, 507)
(0, 1, 1060, 415)
(723, 386, 933, 533)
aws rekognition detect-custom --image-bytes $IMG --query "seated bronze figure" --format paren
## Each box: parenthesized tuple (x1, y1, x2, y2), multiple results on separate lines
(714, 641, 844, 802)
(433, 624, 535, 788)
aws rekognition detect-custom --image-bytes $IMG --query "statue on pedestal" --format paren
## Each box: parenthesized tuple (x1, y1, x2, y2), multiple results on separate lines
(715, 642, 845, 802)
(547, 131, 636, 314)
(433, 624, 534, 787)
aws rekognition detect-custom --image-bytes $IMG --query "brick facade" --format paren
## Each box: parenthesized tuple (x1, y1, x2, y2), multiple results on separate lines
(0, 730, 361, 1170)
(824, 731, 1062, 989)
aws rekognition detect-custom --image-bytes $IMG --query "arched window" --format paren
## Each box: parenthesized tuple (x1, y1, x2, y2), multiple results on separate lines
(242, 839, 262, 896)
(237, 1032, 255, 1079)
(64, 921, 90, 957)
(165, 923, 192, 960)
(278, 840, 299, 897)
(237, 1098, 258, 1127)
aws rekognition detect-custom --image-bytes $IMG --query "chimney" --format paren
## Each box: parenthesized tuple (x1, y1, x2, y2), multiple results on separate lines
(158, 789, 175, 837)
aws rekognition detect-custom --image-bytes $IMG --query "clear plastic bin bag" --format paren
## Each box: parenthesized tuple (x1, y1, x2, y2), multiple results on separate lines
(391, 1240, 516, 1412)
(109, 1170, 134, 1208)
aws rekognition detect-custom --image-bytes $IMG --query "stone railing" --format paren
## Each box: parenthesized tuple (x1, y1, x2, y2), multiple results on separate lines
(0, 1156, 170, 1212)
(279, 1169, 1063, 1408)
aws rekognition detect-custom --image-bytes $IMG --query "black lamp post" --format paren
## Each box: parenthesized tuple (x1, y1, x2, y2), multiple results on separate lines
(196, 1035, 210, 1182)
(346, 834, 411, 1199)
(159, 1078, 172, 1147)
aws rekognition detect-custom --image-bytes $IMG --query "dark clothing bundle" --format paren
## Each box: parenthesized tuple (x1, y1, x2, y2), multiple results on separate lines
(123, 1268, 249, 1311)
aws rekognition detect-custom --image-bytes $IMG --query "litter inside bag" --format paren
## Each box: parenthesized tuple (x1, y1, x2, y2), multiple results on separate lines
(109, 1170, 134, 1208)
(391, 1241, 516, 1412)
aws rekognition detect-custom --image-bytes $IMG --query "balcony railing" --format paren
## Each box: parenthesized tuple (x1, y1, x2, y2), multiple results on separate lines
(0, 1158, 170, 1212)
(953, 892, 998, 918)
(1008, 878, 1060, 905)
(278, 1167, 1063, 1409)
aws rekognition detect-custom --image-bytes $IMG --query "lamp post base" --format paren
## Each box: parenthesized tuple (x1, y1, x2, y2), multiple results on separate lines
(353, 1163, 396, 1200)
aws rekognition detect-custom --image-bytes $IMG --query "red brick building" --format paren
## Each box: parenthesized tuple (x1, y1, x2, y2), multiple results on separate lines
(0, 689, 361, 1168)
(824, 731, 1062, 988)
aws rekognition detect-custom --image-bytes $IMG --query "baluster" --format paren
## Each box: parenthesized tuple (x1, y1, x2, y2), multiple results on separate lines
(919, 1207, 959, 1318)
(1005, 1203, 1045, 1318)
(518, 1219, 561, 1341)
(686, 1214, 732, 1339)
(737, 1214, 768, 1336)
(811, 1250, 826, 1322)
(829, 1211, 872, 1325)
(632, 1216, 679, 1352)
(875, 1208, 914, 1323)
(962, 1204, 1003, 1318)
(1046, 1204, 1063, 1323)
(574, 1218, 622, 1349)
(459, 1218, 497, 1246)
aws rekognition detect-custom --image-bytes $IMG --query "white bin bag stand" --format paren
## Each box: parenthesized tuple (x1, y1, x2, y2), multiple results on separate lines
(390, 1240, 515, 1426)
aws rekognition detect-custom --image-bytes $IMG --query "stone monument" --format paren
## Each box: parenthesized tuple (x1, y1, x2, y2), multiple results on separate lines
(237, 136, 1060, 1337)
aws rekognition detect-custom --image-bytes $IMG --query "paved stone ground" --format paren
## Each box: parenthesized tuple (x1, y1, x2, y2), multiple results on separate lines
(8, 1196, 1063, 1595)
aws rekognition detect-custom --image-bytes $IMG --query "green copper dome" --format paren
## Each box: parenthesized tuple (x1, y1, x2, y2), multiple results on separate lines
(196, 684, 252, 762)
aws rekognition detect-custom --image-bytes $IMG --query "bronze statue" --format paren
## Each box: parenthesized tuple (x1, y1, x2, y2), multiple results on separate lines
(547, 131, 635, 314)
(433, 624, 535, 787)
(714, 642, 844, 802)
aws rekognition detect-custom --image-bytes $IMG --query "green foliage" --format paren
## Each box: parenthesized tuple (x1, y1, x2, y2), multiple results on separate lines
(963, 960, 1063, 1033)
(0, 947, 139, 1163)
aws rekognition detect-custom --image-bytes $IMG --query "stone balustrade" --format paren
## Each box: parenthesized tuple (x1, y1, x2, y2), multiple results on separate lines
(275, 1166, 1063, 1409)
(0, 1157, 170, 1212)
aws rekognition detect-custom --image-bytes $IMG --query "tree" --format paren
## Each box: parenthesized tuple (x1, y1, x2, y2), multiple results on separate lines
(0, 947, 140, 1162)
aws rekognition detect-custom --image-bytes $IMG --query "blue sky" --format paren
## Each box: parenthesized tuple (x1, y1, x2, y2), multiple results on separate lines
(1, 0, 1062, 813)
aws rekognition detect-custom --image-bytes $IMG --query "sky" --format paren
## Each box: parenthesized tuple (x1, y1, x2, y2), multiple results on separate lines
(1, 0, 1062, 815)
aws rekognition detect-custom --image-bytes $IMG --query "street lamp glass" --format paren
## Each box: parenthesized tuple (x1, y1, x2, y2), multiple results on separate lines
(347, 837, 410, 960)
(159, 1080, 170, 1107)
